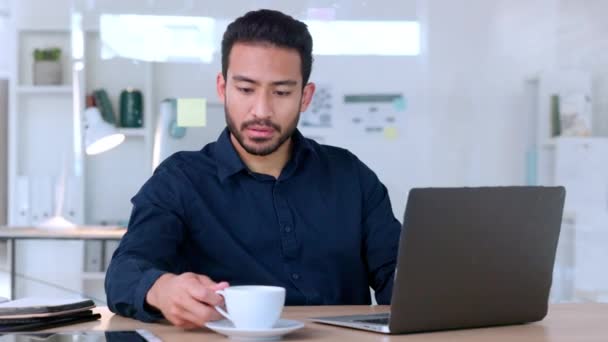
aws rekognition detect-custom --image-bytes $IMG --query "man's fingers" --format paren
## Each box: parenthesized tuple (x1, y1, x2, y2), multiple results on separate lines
(158, 273, 230, 329)
(187, 284, 225, 306)
(194, 274, 215, 286)
(193, 275, 229, 289)
(177, 295, 223, 326)
(211, 281, 230, 291)
(164, 305, 199, 329)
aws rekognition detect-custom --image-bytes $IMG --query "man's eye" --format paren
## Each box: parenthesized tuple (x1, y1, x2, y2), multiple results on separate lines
(238, 87, 253, 94)
(275, 91, 291, 96)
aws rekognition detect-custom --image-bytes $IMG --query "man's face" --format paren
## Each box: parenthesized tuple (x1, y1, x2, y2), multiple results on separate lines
(217, 42, 315, 156)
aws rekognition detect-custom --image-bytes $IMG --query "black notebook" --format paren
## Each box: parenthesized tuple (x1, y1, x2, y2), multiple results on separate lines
(0, 298, 95, 319)
(0, 311, 101, 332)
(0, 298, 100, 331)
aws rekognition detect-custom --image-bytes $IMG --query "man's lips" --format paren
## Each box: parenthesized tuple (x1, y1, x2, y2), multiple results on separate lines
(245, 125, 275, 139)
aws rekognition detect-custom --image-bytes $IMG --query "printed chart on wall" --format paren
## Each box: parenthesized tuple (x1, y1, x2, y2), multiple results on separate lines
(344, 93, 407, 141)
(301, 84, 333, 128)
(299, 84, 333, 143)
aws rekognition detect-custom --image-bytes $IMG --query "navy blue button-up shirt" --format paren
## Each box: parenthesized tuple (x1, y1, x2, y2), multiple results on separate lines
(106, 128, 401, 322)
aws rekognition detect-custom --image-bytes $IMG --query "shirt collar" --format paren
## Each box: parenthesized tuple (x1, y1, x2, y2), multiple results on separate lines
(214, 127, 317, 183)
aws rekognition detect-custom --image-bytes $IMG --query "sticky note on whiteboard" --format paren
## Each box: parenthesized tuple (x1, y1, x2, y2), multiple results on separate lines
(384, 127, 399, 140)
(177, 98, 207, 127)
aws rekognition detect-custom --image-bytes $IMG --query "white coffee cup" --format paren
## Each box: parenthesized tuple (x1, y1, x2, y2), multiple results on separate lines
(215, 286, 286, 330)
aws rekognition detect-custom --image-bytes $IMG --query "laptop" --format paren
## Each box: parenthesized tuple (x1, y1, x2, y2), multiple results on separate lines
(311, 186, 565, 334)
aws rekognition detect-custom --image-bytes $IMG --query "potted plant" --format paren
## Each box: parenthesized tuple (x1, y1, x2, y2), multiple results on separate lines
(33, 47, 62, 85)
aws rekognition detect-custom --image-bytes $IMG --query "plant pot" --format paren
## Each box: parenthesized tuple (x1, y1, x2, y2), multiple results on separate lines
(33, 61, 62, 85)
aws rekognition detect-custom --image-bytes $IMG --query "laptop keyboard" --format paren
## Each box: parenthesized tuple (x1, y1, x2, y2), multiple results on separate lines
(354, 317, 389, 325)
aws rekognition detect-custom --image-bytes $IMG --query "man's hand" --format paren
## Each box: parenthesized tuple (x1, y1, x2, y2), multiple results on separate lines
(146, 272, 229, 329)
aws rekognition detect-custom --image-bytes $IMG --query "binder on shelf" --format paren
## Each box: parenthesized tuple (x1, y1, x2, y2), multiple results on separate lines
(15, 176, 30, 226)
(63, 176, 83, 223)
(29, 176, 53, 226)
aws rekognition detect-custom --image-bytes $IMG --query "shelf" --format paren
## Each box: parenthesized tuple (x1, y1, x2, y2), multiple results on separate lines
(81, 272, 106, 280)
(542, 136, 608, 149)
(18, 28, 70, 34)
(118, 128, 147, 137)
(16, 85, 73, 95)
(18, 28, 100, 34)
(541, 139, 557, 149)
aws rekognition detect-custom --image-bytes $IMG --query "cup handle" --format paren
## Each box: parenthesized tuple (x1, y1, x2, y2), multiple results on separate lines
(214, 290, 232, 321)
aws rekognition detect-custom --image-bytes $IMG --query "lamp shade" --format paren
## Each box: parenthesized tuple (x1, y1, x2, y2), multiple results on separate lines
(84, 107, 125, 155)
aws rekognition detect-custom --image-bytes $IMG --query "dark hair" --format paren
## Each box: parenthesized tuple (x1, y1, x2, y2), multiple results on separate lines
(221, 9, 314, 87)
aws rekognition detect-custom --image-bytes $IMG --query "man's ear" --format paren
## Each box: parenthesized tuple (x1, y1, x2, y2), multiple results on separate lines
(217, 72, 226, 103)
(300, 82, 316, 112)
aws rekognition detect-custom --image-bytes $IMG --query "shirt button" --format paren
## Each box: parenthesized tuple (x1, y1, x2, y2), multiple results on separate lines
(291, 273, 300, 280)
(284, 226, 292, 233)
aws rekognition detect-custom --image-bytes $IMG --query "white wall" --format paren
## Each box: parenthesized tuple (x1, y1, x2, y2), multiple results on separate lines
(14, 0, 70, 30)
(0, 0, 11, 73)
(0, 0, 10, 225)
(425, 0, 608, 187)
(9, 0, 608, 216)
(0, 79, 7, 225)
(425, 0, 557, 186)
(0, 0, 11, 298)
(13, 0, 606, 220)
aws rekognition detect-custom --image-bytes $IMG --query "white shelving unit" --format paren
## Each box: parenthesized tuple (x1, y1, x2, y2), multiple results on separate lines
(6, 2, 226, 303)
(7, 22, 154, 302)
(16, 85, 73, 94)
(527, 71, 608, 303)
(8, 25, 85, 300)
(0, 76, 8, 231)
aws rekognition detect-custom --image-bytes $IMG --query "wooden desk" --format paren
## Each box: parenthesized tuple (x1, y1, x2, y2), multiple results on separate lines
(43, 304, 608, 341)
(0, 226, 126, 298)
(0, 227, 126, 240)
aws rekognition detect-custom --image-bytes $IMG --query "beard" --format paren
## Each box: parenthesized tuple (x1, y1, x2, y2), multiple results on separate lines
(225, 104, 301, 157)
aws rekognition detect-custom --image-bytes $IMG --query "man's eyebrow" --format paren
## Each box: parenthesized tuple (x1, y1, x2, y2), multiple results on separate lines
(232, 75, 258, 84)
(272, 80, 298, 86)
(232, 75, 298, 86)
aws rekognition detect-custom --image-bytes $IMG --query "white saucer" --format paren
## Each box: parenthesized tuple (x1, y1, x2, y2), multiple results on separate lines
(205, 319, 305, 341)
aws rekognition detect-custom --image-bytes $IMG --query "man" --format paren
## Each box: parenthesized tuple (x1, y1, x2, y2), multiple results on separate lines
(105, 9, 401, 329)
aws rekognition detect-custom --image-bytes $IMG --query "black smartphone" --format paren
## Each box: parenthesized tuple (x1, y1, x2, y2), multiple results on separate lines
(0, 330, 160, 342)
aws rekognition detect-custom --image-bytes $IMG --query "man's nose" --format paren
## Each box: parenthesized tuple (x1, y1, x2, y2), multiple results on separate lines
(251, 92, 273, 119)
